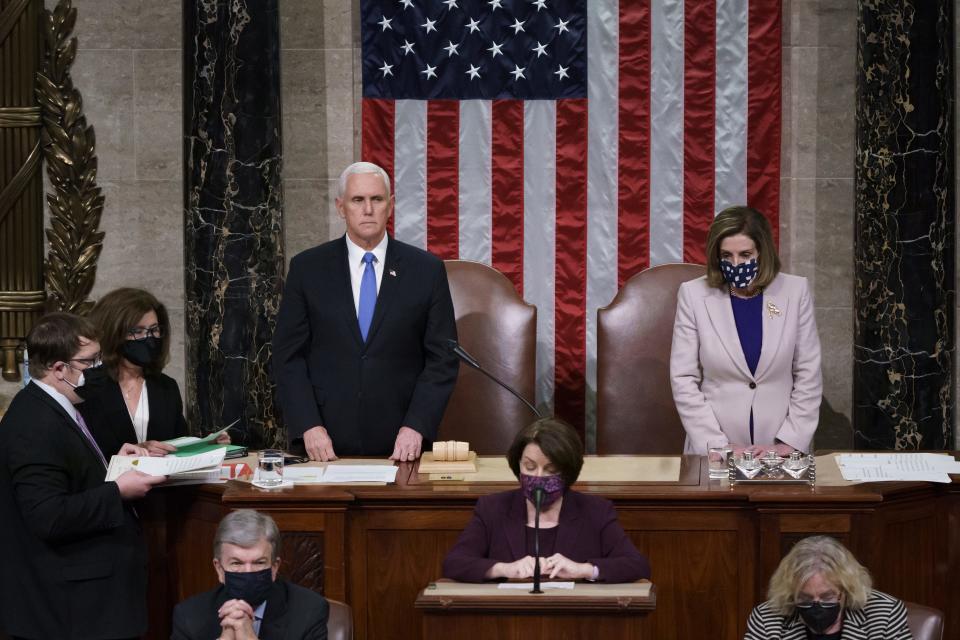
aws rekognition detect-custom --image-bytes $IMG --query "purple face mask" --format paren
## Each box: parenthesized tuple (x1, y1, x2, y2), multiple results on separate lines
(520, 473, 566, 508)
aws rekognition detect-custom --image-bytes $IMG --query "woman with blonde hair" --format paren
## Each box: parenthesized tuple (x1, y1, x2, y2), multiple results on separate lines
(745, 535, 911, 639)
(670, 206, 822, 456)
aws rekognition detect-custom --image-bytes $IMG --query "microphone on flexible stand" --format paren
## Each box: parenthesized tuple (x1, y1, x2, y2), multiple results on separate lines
(531, 487, 544, 594)
(445, 339, 543, 419)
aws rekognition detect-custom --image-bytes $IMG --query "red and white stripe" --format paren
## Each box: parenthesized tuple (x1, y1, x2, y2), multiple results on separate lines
(360, 1, 781, 439)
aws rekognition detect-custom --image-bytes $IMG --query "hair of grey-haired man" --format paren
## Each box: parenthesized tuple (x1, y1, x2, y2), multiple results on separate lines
(336, 161, 392, 199)
(213, 509, 281, 562)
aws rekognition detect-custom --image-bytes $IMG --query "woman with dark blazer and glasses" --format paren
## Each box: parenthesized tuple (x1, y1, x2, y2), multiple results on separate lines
(79, 287, 229, 457)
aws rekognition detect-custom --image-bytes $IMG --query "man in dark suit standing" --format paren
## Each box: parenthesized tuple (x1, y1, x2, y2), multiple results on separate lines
(273, 162, 458, 461)
(172, 509, 329, 640)
(0, 312, 164, 639)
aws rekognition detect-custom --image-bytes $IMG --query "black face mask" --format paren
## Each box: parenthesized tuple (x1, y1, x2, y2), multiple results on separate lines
(798, 602, 841, 634)
(74, 365, 110, 401)
(122, 336, 162, 368)
(223, 568, 274, 607)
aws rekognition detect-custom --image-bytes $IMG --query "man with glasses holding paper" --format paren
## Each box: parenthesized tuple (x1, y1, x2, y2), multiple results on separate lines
(0, 312, 165, 639)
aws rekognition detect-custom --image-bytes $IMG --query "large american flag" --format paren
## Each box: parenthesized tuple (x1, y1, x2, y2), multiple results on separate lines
(360, 0, 781, 439)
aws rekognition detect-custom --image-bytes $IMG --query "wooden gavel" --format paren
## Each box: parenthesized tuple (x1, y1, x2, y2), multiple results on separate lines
(432, 440, 470, 462)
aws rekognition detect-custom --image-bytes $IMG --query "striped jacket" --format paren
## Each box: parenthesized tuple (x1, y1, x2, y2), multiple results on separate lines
(744, 590, 912, 640)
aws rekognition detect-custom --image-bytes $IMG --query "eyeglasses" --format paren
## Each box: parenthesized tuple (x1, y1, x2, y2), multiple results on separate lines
(69, 355, 102, 369)
(127, 324, 163, 340)
(795, 598, 841, 608)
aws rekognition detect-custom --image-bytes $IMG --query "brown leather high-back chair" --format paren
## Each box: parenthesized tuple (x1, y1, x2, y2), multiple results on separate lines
(327, 599, 353, 640)
(438, 260, 537, 454)
(905, 602, 944, 640)
(596, 263, 705, 454)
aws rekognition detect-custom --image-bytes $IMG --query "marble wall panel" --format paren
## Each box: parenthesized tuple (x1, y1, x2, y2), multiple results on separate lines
(280, 0, 358, 276)
(814, 179, 854, 308)
(184, 0, 285, 446)
(136, 1, 181, 50)
(815, 45, 855, 180)
(283, 179, 341, 260)
(70, 49, 135, 180)
(92, 180, 184, 303)
(853, 0, 954, 449)
(72, 0, 138, 49)
(955, 0, 960, 448)
(780, 0, 858, 448)
(134, 50, 182, 181)
(816, 306, 855, 449)
(324, 49, 359, 176)
(783, 46, 819, 181)
(787, 0, 858, 48)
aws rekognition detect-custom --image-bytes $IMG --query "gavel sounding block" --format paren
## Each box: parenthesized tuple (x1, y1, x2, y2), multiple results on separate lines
(419, 441, 477, 473)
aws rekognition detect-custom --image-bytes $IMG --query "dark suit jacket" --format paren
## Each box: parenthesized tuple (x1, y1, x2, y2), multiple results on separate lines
(171, 580, 329, 640)
(273, 235, 459, 455)
(79, 372, 188, 457)
(442, 489, 651, 583)
(0, 382, 147, 639)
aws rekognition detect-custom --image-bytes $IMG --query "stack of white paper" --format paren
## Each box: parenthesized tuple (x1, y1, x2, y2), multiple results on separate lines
(280, 464, 398, 484)
(836, 453, 960, 483)
(497, 582, 575, 590)
(321, 464, 398, 483)
(105, 448, 227, 483)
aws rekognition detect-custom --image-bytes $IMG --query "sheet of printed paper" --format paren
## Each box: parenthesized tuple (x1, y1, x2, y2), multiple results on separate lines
(320, 465, 398, 483)
(282, 467, 326, 483)
(836, 453, 960, 483)
(497, 582, 575, 590)
(105, 448, 226, 481)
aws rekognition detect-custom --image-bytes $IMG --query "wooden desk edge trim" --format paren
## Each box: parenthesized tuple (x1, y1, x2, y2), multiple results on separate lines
(414, 593, 657, 612)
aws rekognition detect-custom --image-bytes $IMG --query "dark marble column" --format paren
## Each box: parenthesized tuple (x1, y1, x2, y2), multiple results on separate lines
(183, 0, 284, 447)
(854, 1, 954, 449)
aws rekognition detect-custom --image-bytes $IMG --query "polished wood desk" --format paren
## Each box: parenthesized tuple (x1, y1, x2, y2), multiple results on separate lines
(144, 455, 960, 640)
(415, 580, 656, 639)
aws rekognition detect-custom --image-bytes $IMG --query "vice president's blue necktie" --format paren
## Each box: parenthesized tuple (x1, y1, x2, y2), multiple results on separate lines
(358, 252, 377, 341)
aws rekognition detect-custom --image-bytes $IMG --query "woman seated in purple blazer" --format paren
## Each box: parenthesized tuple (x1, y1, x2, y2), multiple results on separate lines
(442, 418, 651, 583)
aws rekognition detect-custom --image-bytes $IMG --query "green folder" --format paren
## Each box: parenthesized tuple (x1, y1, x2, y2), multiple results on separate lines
(171, 442, 248, 458)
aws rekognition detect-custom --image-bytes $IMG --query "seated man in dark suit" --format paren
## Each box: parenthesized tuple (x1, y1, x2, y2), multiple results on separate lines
(172, 509, 329, 640)
(273, 161, 459, 462)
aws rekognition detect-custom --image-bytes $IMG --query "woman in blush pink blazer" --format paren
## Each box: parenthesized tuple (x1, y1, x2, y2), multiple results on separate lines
(670, 206, 822, 456)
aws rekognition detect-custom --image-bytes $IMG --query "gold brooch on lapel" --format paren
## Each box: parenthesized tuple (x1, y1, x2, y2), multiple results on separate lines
(767, 301, 781, 318)
(389, 269, 397, 277)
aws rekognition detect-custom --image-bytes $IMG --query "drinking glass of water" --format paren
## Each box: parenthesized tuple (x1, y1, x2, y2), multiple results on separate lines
(257, 449, 284, 486)
(707, 439, 730, 479)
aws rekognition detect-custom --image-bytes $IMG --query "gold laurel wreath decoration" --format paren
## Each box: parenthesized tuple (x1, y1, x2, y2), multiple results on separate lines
(35, 0, 104, 314)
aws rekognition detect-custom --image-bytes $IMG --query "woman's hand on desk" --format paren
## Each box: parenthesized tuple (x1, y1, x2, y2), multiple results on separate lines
(750, 443, 795, 457)
(486, 556, 537, 580)
(543, 553, 595, 580)
(732, 444, 795, 458)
